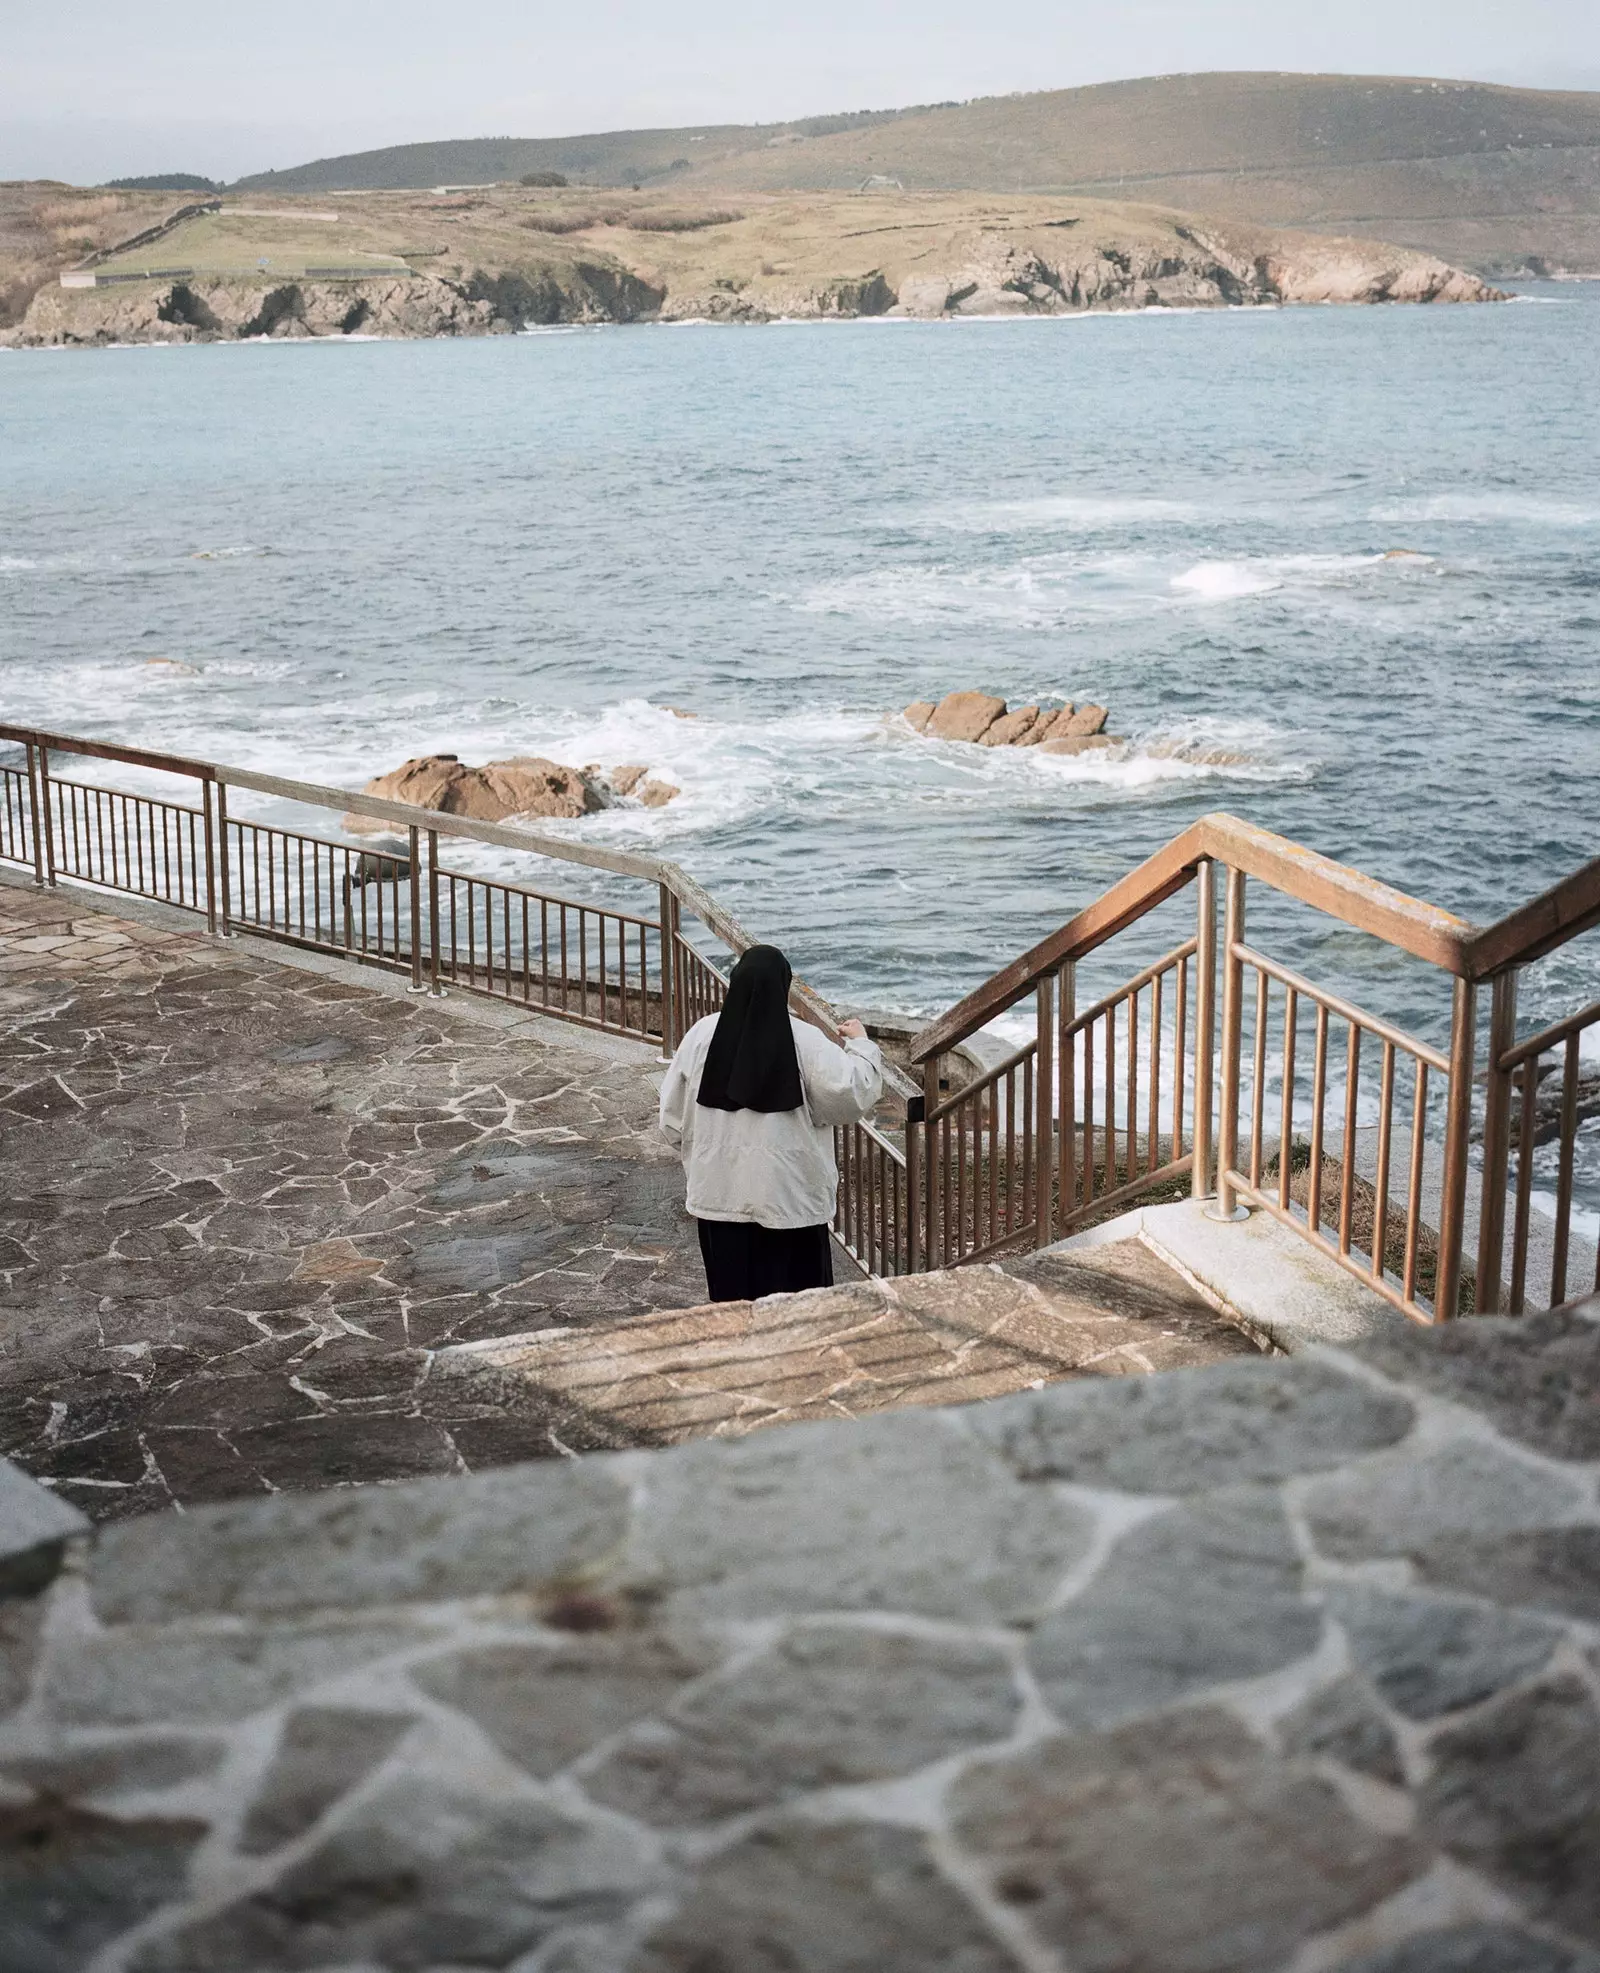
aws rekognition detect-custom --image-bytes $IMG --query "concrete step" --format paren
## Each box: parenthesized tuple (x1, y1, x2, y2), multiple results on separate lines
(425, 1240, 1264, 1455)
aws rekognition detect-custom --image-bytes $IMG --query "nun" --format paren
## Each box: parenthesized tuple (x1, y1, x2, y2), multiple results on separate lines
(659, 944, 884, 1301)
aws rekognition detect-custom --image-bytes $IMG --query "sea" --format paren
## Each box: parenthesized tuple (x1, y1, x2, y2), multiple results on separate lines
(2, 289, 1597, 1120)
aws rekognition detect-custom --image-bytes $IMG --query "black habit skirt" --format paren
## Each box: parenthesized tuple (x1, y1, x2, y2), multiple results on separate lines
(696, 1219, 834, 1303)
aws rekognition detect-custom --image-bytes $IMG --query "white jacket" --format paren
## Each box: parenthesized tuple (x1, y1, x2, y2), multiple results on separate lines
(659, 1014, 885, 1228)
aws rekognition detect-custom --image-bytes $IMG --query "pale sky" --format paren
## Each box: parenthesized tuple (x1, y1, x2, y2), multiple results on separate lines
(5, 0, 1598, 185)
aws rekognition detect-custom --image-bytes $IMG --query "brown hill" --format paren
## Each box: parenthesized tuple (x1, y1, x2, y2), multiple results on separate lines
(231, 72, 1600, 275)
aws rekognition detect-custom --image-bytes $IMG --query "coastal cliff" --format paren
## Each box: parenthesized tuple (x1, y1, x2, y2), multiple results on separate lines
(1, 185, 1504, 347)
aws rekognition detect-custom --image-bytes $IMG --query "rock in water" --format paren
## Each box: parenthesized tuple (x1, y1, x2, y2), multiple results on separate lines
(979, 706, 1040, 747)
(1057, 705, 1109, 736)
(902, 702, 937, 734)
(1039, 734, 1119, 756)
(924, 692, 1008, 743)
(1016, 708, 1069, 746)
(343, 754, 607, 834)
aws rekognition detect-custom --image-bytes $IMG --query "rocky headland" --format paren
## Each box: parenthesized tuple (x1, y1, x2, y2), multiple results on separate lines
(1, 183, 1505, 347)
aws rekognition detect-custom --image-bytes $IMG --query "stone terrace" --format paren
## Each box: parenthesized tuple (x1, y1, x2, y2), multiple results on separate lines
(0, 879, 707, 1516)
(2, 1302, 1597, 1971)
(0, 878, 1253, 1518)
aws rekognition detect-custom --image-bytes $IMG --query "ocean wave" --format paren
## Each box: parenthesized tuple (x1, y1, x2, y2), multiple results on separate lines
(1371, 492, 1600, 527)
(921, 493, 1203, 535)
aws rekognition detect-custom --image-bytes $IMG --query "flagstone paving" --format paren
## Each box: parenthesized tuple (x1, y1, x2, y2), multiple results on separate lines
(0, 876, 1256, 1519)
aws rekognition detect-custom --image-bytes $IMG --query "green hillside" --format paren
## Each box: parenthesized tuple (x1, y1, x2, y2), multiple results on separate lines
(231, 71, 1600, 274)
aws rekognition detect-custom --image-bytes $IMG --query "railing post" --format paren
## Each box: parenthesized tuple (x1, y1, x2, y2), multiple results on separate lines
(658, 882, 680, 1056)
(36, 745, 56, 889)
(923, 1057, 942, 1269)
(200, 775, 219, 935)
(1474, 968, 1517, 1312)
(214, 779, 233, 933)
(1191, 858, 1217, 1199)
(408, 825, 424, 990)
(905, 1093, 924, 1273)
(24, 743, 46, 888)
(426, 829, 444, 995)
(1212, 865, 1248, 1219)
(1058, 959, 1076, 1226)
(1035, 972, 1056, 1248)
(1435, 975, 1478, 1322)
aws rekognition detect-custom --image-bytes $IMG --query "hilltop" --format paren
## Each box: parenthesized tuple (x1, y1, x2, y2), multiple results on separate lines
(229, 71, 1600, 276)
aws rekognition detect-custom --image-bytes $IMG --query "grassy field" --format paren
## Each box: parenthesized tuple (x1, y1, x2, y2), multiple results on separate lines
(94, 209, 412, 279)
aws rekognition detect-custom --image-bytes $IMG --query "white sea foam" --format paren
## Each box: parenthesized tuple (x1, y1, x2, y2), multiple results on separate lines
(1371, 492, 1600, 527)
(1172, 561, 1280, 601)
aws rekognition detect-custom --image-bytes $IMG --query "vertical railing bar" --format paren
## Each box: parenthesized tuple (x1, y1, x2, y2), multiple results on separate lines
(1249, 967, 1269, 1191)
(1475, 970, 1518, 1312)
(1278, 986, 1298, 1212)
(1035, 973, 1055, 1248)
(1403, 1065, 1428, 1305)
(1058, 961, 1077, 1217)
(1338, 1022, 1362, 1258)
(1434, 978, 1478, 1322)
(1372, 1040, 1395, 1283)
(1082, 1019, 1096, 1211)
(1023, 1047, 1035, 1235)
(1192, 860, 1217, 1198)
(1173, 951, 1188, 1160)
(1125, 987, 1138, 1200)
(1103, 999, 1115, 1195)
(1147, 968, 1161, 1175)
(1549, 1032, 1581, 1308)
(1509, 1058, 1538, 1316)
(1308, 1002, 1329, 1238)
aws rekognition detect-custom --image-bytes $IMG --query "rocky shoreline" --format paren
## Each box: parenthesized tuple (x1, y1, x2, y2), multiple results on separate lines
(1, 186, 1506, 348)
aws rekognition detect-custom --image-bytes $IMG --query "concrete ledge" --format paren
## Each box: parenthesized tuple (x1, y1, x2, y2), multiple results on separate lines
(1056, 1197, 1399, 1351)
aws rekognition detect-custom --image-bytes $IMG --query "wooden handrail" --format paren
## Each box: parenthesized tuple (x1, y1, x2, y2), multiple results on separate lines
(909, 812, 1497, 1064)
(1462, 855, 1600, 977)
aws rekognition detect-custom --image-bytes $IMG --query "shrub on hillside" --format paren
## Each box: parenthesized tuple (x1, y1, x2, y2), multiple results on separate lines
(105, 174, 219, 193)
(519, 171, 569, 188)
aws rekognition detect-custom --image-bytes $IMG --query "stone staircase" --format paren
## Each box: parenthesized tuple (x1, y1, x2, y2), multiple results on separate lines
(427, 1235, 1264, 1454)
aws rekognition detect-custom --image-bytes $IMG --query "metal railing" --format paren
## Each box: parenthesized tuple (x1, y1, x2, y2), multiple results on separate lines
(906, 817, 1598, 1322)
(3, 722, 1595, 1320)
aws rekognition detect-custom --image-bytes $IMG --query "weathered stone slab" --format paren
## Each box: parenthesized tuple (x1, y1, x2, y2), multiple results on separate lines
(410, 1634, 711, 1780)
(627, 1819, 1021, 1972)
(628, 1410, 1094, 1624)
(1349, 1305, 1600, 1461)
(1327, 1585, 1563, 1720)
(1419, 1673, 1600, 1943)
(970, 1355, 1413, 1494)
(1301, 1437, 1590, 1563)
(1404, 1526, 1600, 1627)
(1328, 1926, 1600, 1973)
(239, 1706, 415, 1854)
(0, 1736, 226, 1804)
(1027, 1486, 1320, 1726)
(41, 1616, 445, 1727)
(950, 1707, 1425, 1973)
(90, 1460, 631, 1624)
(1, 1801, 208, 1973)
(0, 1458, 88, 1598)
(588, 1623, 1020, 1824)
(132, 1775, 657, 1971)
(1276, 1673, 1405, 1786)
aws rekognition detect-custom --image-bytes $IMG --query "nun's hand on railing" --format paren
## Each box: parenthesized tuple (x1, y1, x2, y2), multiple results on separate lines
(838, 1019, 867, 1040)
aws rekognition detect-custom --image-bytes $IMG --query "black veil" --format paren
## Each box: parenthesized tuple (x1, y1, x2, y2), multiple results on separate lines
(696, 944, 804, 1114)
